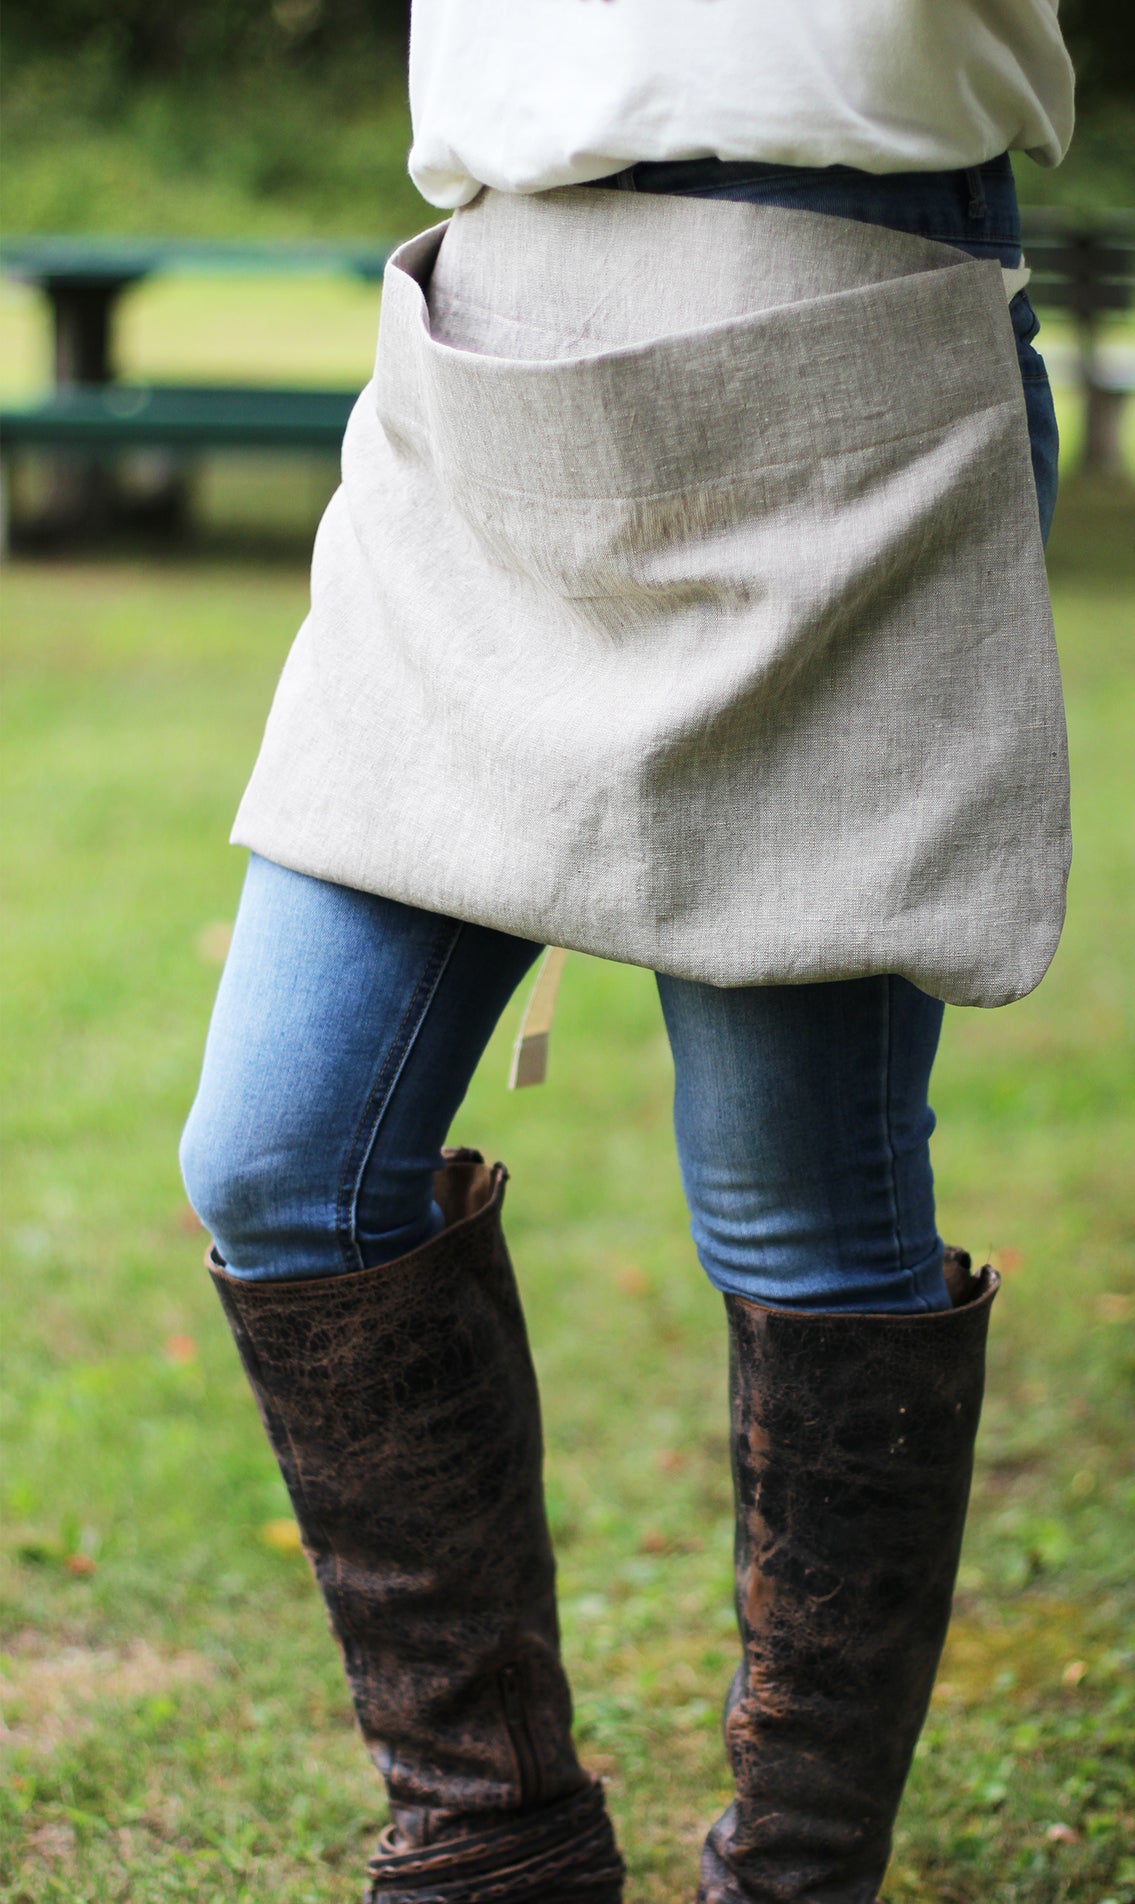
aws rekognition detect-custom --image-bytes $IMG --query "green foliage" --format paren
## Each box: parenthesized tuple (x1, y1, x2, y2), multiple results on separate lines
(1013, 98, 1135, 216)
(1, 456, 1133, 1898)
(3, 0, 1132, 102)
(0, 50, 430, 241)
(1061, 0, 1135, 102)
(1, 0, 409, 78)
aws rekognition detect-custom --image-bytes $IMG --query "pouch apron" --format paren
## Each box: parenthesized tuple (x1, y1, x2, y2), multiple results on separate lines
(232, 186, 1070, 1007)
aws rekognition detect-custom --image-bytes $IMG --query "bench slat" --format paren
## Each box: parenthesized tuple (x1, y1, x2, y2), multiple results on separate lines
(0, 236, 394, 286)
(0, 384, 358, 450)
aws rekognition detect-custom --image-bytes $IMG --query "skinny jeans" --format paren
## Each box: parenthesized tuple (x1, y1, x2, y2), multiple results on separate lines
(180, 155, 1057, 1315)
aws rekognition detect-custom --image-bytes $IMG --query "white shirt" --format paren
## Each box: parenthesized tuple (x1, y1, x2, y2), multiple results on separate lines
(408, 0, 1074, 210)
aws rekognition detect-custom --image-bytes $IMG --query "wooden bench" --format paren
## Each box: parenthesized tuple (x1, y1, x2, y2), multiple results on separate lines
(0, 236, 392, 542)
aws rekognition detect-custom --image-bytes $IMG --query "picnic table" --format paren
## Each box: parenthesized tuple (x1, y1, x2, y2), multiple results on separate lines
(0, 236, 393, 541)
(1, 215, 1132, 545)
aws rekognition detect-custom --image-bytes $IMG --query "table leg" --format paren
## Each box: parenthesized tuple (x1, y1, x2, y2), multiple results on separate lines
(42, 278, 123, 529)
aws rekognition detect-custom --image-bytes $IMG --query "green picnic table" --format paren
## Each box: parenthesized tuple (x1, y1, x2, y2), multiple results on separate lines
(0, 235, 395, 540)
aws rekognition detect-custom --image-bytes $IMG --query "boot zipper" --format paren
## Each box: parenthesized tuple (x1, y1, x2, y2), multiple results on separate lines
(498, 1664, 543, 1805)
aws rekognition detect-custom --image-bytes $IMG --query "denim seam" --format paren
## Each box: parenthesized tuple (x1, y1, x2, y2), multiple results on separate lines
(334, 918, 465, 1271)
(881, 973, 909, 1299)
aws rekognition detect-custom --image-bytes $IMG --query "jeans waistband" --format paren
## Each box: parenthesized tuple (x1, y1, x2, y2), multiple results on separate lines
(591, 153, 1022, 268)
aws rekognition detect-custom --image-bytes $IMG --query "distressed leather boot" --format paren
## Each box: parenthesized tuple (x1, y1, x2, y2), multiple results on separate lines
(698, 1250, 999, 1904)
(209, 1149, 623, 1903)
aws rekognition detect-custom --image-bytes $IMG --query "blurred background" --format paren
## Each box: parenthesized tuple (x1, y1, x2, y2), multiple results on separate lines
(1, 9, 1133, 1902)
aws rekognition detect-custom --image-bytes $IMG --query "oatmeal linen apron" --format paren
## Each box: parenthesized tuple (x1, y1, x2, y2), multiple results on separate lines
(232, 187, 1069, 1007)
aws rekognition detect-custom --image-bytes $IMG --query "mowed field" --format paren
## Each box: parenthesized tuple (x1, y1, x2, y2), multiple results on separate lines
(1, 277, 1133, 1902)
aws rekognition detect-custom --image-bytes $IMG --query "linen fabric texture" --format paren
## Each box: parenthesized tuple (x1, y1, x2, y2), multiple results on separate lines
(232, 187, 1070, 1008)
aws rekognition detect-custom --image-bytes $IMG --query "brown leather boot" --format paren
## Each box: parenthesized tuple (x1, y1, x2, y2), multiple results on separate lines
(698, 1252, 999, 1904)
(209, 1149, 623, 1903)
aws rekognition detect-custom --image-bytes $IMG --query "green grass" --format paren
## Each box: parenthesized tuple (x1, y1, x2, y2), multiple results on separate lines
(2, 472, 1134, 1896)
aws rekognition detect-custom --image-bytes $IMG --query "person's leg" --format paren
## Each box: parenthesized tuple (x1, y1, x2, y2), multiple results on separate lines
(658, 973, 997, 1904)
(180, 850, 542, 1278)
(656, 971, 948, 1315)
(181, 856, 623, 1903)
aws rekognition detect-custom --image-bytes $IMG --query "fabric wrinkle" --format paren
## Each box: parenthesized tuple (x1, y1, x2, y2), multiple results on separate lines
(232, 182, 1068, 1007)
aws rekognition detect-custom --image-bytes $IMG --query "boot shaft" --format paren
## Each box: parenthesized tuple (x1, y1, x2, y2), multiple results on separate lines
(701, 1261, 999, 1902)
(210, 1153, 584, 1818)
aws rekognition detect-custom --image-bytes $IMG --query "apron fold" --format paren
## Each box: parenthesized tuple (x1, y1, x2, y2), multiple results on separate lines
(233, 188, 1069, 1007)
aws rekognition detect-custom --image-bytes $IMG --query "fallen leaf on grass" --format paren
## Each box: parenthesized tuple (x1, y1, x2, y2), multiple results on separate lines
(1096, 1293, 1134, 1323)
(989, 1247, 1024, 1275)
(14, 1530, 97, 1576)
(637, 1529, 703, 1557)
(1062, 1659, 1087, 1688)
(613, 1263, 649, 1296)
(1046, 1823, 1080, 1844)
(163, 1333, 198, 1364)
(656, 1449, 686, 1473)
(16, 1537, 96, 1575)
(261, 1518, 304, 1554)
(196, 921, 233, 965)
(585, 1752, 619, 1779)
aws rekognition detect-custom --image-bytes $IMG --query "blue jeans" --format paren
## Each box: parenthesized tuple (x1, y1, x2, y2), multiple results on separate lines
(181, 156, 1057, 1313)
(181, 855, 949, 1312)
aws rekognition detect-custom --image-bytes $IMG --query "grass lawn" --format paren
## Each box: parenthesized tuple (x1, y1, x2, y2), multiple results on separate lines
(1, 435, 1134, 1901)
